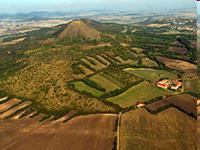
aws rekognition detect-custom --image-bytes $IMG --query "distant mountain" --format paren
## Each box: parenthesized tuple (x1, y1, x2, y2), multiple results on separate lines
(0, 11, 71, 20)
(58, 19, 101, 40)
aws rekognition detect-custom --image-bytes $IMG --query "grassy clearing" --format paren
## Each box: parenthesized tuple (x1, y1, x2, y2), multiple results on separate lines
(124, 68, 178, 82)
(73, 81, 104, 97)
(107, 81, 173, 108)
(90, 73, 120, 92)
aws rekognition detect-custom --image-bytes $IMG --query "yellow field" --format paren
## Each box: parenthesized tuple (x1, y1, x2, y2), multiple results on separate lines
(120, 108, 196, 150)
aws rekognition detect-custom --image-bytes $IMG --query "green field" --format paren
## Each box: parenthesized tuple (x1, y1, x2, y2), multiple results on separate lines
(124, 68, 178, 82)
(73, 81, 104, 97)
(141, 57, 159, 68)
(107, 81, 173, 108)
(90, 73, 121, 92)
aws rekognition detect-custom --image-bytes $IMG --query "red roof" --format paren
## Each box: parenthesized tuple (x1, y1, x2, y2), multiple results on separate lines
(157, 83, 168, 87)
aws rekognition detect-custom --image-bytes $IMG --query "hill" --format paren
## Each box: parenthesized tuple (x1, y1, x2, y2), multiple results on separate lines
(58, 20, 101, 40)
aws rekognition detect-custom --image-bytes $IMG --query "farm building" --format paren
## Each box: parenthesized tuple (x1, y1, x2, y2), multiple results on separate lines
(136, 102, 146, 108)
(156, 79, 171, 89)
(171, 80, 182, 90)
(156, 79, 182, 90)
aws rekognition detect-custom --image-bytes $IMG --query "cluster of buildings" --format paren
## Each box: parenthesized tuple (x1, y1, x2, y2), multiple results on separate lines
(135, 79, 183, 109)
(156, 79, 182, 90)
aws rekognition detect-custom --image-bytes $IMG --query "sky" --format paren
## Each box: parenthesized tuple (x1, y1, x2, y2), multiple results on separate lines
(0, 0, 197, 14)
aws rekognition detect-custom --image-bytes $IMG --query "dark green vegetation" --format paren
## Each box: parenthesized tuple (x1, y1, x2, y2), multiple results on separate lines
(0, 18, 197, 117)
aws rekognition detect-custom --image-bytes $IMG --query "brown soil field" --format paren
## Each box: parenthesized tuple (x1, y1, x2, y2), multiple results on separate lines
(171, 41, 185, 47)
(157, 56, 197, 73)
(120, 108, 196, 150)
(0, 116, 51, 148)
(197, 99, 200, 106)
(198, 106, 200, 116)
(0, 97, 8, 102)
(146, 94, 197, 116)
(0, 98, 21, 113)
(11, 109, 27, 120)
(0, 114, 118, 150)
(0, 101, 32, 119)
(168, 46, 188, 55)
(51, 110, 77, 124)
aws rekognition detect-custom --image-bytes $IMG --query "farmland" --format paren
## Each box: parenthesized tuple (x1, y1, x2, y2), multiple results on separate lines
(119, 108, 196, 150)
(0, 113, 118, 150)
(146, 94, 197, 116)
(141, 57, 159, 68)
(72, 81, 105, 97)
(0, 97, 77, 122)
(124, 68, 178, 82)
(75, 52, 138, 76)
(103, 68, 142, 87)
(157, 56, 197, 74)
(89, 73, 120, 92)
(107, 81, 173, 108)
(0, 11, 197, 149)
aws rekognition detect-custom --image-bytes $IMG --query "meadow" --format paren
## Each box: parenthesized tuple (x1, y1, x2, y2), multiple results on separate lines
(107, 81, 173, 108)
(124, 68, 178, 82)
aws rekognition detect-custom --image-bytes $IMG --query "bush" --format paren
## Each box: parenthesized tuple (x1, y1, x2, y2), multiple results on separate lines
(0, 90, 7, 98)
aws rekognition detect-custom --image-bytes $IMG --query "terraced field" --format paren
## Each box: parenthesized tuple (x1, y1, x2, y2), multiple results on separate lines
(120, 108, 196, 150)
(77, 64, 95, 75)
(89, 73, 120, 92)
(107, 81, 173, 108)
(72, 81, 105, 97)
(80, 57, 106, 71)
(76, 52, 137, 76)
(0, 98, 32, 120)
(0, 97, 78, 122)
(124, 68, 178, 82)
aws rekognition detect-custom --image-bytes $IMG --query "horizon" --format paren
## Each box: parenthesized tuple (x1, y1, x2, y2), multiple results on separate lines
(0, 0, 196, 14)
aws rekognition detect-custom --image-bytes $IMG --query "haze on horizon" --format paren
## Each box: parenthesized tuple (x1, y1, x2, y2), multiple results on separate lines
(0, 0, 196, 14)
